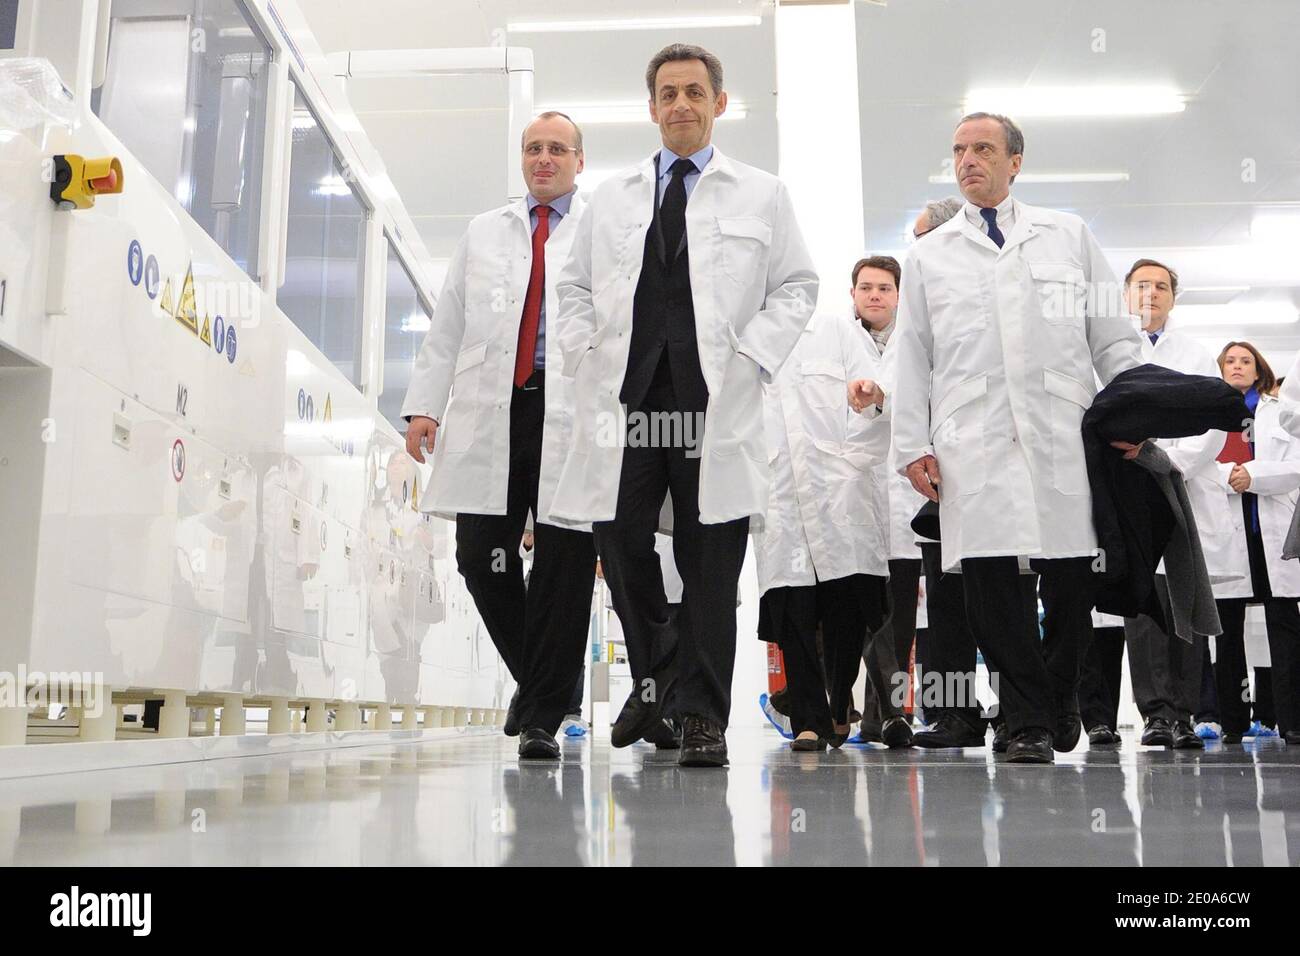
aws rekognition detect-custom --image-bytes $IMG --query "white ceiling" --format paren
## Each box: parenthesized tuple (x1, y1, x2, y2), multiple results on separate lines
(296, 0, 1300, 366)
(854, 0, 1300, 362)
(297, 0, 776, 257)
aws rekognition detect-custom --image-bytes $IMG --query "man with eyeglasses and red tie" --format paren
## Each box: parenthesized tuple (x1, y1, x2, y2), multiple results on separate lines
(402, 111, 596, 760)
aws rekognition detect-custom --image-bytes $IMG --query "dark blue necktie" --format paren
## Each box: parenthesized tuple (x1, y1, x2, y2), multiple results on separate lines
(980, 207, 1005, 248)
(1148, 332, 1160, 346)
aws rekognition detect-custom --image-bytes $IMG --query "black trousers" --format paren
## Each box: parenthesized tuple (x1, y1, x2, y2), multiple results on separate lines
(960, 556, 1094, 734)
(1078, 626, 1125, 731)
(762, 574, 887, 737)
(860, 557, 921, 722)
(1123, 575, 1204, 724)
(454, 374, 597, 734)
(595, 373, 748, 728)
(921, 542, 1011, 729)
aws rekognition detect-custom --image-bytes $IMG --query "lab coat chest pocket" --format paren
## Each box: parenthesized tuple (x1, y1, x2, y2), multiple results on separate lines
(930, 373, 988, 498)
(1028, 260, 1087, 328)
(444, 341, 490, 453)
(1043, 368, 1093, 495)
(717, 216, 773, 284)
(800, 360, 846, 410)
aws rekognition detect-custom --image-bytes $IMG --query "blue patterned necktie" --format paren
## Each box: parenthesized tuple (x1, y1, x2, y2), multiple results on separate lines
(980, 206, 1005, 248)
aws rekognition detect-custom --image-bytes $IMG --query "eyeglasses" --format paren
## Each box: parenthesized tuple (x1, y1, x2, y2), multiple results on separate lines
(524, 143, 580, 157)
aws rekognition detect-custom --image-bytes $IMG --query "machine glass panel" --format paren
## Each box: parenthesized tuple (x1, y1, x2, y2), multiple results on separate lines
(93, 0, 272, 279)
(277, 81, 367, 389)
(379, 239, 431, 431)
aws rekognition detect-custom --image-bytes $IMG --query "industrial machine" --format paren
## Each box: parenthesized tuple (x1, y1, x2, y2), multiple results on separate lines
(0, 0, 525, 753)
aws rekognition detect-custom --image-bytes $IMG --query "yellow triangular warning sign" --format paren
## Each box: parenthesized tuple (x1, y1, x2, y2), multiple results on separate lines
(174, 264, 198, 335)
(323, 393, 333, 423)
(199, 314, 212, 347)
(159, 277, 174, 316)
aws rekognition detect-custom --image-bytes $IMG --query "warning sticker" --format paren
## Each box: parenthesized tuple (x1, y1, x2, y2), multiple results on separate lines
(171, 438, 186, 482)
(159, 276, 174, 317)
(199, 314, 212, 347)
(174, 265, 199, 335)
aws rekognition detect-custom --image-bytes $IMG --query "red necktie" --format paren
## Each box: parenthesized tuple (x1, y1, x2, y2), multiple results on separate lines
(514, 205, 551, 387)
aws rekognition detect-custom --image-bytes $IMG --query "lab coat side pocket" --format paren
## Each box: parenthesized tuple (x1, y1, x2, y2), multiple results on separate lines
(443, 341, 489, 454)
(1043, 367, 1093, 496)
(929, 373, 988, 498)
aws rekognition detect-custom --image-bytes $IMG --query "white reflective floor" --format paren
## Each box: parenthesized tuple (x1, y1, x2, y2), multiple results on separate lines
(2, 727, 1298, 866)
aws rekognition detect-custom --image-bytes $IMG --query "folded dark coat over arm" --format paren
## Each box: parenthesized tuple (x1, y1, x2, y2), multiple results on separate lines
(1082, 364, 1251, 637)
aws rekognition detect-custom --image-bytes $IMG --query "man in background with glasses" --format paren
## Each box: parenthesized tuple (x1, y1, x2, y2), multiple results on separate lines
(403, 112, 596, 761)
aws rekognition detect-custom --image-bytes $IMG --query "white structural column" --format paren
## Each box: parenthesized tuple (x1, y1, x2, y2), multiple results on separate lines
(775, 0, 866, 293)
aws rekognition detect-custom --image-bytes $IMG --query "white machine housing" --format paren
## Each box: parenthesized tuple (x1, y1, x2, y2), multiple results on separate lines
(0, 0, 522, 735)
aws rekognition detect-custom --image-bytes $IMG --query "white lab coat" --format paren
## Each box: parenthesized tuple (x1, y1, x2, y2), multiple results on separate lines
(401, 194, 588, 527)
(890, 199, 1143, 570)
(860, 324, 929, 559)
(1213, 394, 1300, 598)
(753, 313, 889, 594)
(1277, 352, 1300, 438)
(547, 147, 819, 527)
(1141, 327, 1239, 577)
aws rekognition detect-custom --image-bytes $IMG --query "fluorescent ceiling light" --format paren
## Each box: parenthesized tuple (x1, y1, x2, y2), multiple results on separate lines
(1250, 211, 1300, 244)
(928, 171, 1129, 184)
(963, 86, 1184, 117)
(1172, 303, 1298, 327)
(540, 102, 747, 124)
(315, 174, 353, 197)
(508, 15, 761, 33)
(400, 312, 431, 334)
(292, 111, 317, 130)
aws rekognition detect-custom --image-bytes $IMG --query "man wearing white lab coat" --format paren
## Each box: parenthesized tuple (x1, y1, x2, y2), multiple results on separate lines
(890, 112, 1144, 763)
(754, 311, 891, 749)
(850, 255, 925, 745)
(1120, 259, 1231, 748)
(402, 113, 597, 760)
(549, 44, 818, 766)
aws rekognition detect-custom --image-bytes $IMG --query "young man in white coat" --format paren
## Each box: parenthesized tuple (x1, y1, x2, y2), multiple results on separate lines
(548, 44, 819, 767)
(754, 311, 891, 751)
(403, 112, 597, 760)
(1119, 258, 1232, 749)
(849, 255, 923, 747)
(890, 112, 1145, 763)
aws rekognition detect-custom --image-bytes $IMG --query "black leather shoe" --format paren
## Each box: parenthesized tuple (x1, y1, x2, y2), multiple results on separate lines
(1006, 727, 1054, 764)
(1173, 721, 1205, 749)
(611, 691, 662, 748)
(790, 734, 827, 752)
(913, 714, 985, 748)
(1141, 716, 1174, 747)
(882, 715, 915, 749)
(503, 689, 521, 738)
(643, 717, 681, 750)
(1087, 724, 1121, 746)
(678, 714, 728, 767)
(1285, 731, 1300, 746)
(518, 727, 559, 760)
(1221, 731, 1244, 744)
(992, 720, 1010, 754)
(1054, 712, 1082, 753)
